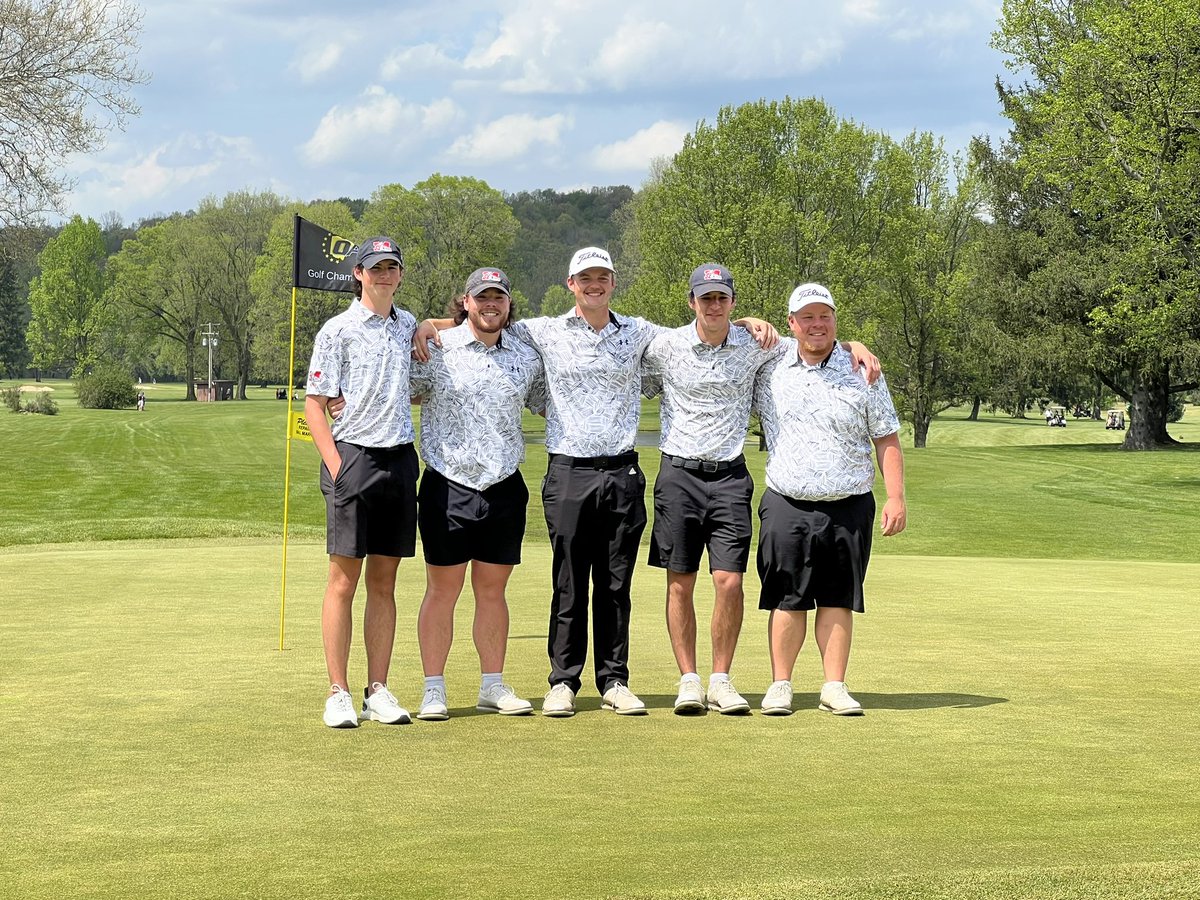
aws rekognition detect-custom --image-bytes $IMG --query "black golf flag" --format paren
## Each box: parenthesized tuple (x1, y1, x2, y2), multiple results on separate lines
(292, 215, 358, 293)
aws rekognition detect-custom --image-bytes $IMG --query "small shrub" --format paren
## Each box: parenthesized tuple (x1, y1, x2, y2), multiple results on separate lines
(1, 386, 20, 412)
(23, 391, 58, 416)
(77, 365, 137, 410)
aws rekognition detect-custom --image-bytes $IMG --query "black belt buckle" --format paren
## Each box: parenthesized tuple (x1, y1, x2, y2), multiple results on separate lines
(701, 460, 719, 473)
(593, 456, 610, 470)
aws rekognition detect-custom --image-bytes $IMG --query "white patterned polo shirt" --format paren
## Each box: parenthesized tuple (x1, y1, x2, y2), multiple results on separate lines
(410, 324, 546, 490)
(642, 322, 782, 461)
(508, 311, 662, 456)
(305, 300, 417, 447)
(754, 340, 900, 500)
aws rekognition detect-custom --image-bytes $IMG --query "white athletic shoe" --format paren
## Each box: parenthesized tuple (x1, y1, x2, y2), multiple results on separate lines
(673, 679, 706, 714)
(601, 683, 648, 716)
(477, 683, 533, 716)
(760, 680, 794, 717)
(819, 681, 864, 716)
(323, 686, 359, 728)
(361, 683, 411, 724)
(706, 679, 751, 715)
(417, 684, 450, 721)
(542, 683, 577, 718)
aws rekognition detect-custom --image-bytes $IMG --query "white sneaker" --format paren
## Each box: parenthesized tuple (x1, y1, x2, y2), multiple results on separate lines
(707, 679, 751, 715)
(602, 682, 648, 716)
(477, 683, 533, 716)
(417, 684, 449, 721)
(323, 685, 359, 728)
(542, 683, 576, 718)
(819, 681, 864, 716)
(361, 683, 411, 724)
(673, 679, 705, 714)
(761, 680, 794, 716)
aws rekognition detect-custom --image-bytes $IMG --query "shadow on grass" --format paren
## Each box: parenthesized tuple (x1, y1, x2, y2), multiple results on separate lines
(846, 691, 1007, 710)
(631, 692, 1007, 712)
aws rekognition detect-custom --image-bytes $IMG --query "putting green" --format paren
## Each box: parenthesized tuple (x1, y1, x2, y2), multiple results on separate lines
(2, 540, 1197, 899)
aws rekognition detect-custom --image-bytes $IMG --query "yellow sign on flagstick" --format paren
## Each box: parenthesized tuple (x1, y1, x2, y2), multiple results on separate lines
(289, 411, 313, 442)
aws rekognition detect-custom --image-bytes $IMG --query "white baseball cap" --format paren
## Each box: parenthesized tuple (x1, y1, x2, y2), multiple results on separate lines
(568, 246, 615, 277)
(787, 282, 836, 313)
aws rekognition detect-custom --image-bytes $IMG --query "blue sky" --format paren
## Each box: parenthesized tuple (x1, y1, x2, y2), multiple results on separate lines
(64, 0, 1013, 224)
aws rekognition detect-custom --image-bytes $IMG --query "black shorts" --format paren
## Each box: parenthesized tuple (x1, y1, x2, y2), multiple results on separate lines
(320, 441, 418, 559)
(417, 467, 528, 567)
(648, 455, 753, 573)
(756, 489, 875, 613)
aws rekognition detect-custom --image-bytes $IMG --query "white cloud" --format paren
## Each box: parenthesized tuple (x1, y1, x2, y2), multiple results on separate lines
(380, 43, 459, 80)
(300, 87, 463, 165)
(455, 1, 856, 94)
(446, 113, 571, 164)
(65, 133, 260, 216)
(589, 120, 688, 172)
(289, 42, 344, 84)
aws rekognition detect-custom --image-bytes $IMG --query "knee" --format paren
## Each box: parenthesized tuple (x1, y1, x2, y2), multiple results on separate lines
(712, 571, 745, 599)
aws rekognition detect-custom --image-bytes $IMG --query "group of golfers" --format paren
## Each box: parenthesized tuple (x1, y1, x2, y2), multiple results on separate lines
(304, 237, 906, 728)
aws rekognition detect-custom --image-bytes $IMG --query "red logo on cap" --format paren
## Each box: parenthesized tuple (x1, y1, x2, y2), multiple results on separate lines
(704, 269, 723, 280)
(372, 241, 392, 252)
(482, 270, 502, 282)
(312, 371, 322, 378)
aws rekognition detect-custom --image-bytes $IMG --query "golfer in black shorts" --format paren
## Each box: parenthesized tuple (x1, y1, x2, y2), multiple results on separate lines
(306, 236, 417, 729)
(753, 283, 906, 717)
(409, 268, 545, 721)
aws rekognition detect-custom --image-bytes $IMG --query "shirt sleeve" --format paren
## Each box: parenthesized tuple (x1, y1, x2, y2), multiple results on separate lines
(305, 324, 342, 397)
(409, 355, 435, 400)
(525, 357, 547, 415)
(866, 373, 902, 438)
(640, 335, 665, 399)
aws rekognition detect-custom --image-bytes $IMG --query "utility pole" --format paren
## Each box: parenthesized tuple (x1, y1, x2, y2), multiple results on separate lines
(201, 323, 219, 401)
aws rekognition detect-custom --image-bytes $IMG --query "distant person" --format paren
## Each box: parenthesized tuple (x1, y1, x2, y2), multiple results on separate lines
(641, 263, 880, 716)
(305, 236, 417, 729)
(409, 268, 545, 721)
(136, 392, 145, 412)
(753, 283, 906, 717)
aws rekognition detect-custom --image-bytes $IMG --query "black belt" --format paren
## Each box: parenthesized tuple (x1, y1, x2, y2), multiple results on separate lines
(548, 451, 638, 470)
(663, 453, 744, 474)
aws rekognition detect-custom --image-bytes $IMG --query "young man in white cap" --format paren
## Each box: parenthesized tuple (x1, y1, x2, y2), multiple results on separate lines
(642, 265, 879, 715)
(415, 247, 778, 717)
(753, 282, 906, 717)
(305, 237, 418, 728)
(409, 268, 544, 721)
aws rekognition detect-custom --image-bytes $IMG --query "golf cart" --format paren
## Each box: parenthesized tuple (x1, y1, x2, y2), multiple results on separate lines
(1045, 405, 1067, 427)
(1104, 408, 1127, 430)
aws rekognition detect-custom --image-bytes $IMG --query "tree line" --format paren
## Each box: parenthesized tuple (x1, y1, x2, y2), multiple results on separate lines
(2, 0, 1198, 448)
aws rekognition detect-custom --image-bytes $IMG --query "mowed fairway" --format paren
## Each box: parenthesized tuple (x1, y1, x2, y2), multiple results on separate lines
(2, 384, 1199, 899)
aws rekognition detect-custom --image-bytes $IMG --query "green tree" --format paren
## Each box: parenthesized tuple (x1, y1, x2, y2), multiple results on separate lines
(25, 215, 111, 376)
(361, 174, 520, 321)
(857, 135, 986, 447)
(626, 98, 910, 326)
(0, 253, 29, 377)
(506, 186, 634, 308)
(193, 190, 285, 398)
(250, 200, 359, 388)
(540, 284, 575, 318)
(992, 0, 1200, 448)
(107, 215, 215, 401)
(0, 0, 147, 225)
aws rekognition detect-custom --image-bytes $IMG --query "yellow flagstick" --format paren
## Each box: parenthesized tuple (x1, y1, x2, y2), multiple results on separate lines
(279, 285, 300, 651)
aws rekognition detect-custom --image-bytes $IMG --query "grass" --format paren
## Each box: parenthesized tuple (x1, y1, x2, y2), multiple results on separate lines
(2, 380, 1199, 562)
(2, 380, 1199, 898)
